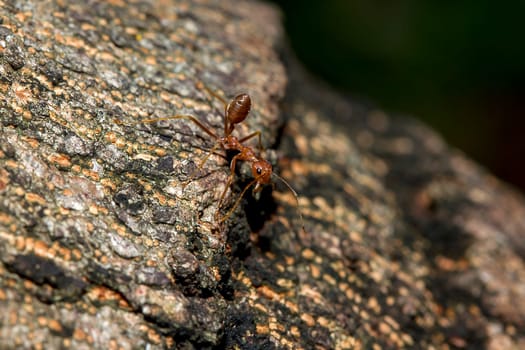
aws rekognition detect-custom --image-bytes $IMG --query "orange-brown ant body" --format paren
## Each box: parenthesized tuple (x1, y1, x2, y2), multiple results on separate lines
(129, 85, 302, 227)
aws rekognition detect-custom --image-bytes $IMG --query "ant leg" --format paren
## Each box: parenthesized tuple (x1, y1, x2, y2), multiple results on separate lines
(182, 141, 223, 188)
(119, 114, 219, 140)
(116, 114, 224, 186)
(196, 82, 230, 135)
(239, 131, 263, 152)
(197, 82, 229, 107)
(214, 153, 241, 222)
(217, 178, 258, 224)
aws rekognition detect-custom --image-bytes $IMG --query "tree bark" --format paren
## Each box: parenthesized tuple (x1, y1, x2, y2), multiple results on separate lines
(0, 0, 524, 349)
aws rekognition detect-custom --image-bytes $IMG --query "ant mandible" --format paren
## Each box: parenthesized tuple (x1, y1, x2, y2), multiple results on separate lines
(130, 83, 304, 228)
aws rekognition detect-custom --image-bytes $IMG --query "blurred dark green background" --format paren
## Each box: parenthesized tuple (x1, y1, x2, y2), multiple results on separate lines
(271, 0, 525, 192)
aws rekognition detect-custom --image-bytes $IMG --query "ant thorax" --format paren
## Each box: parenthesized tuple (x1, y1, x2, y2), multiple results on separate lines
(220, 135, 243, 151)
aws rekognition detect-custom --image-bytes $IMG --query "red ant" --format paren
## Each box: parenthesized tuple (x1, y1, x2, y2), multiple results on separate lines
(125, 83, 304, 229)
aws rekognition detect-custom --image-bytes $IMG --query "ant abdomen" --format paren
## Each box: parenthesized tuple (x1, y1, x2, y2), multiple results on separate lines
(226, 93, 251, 125)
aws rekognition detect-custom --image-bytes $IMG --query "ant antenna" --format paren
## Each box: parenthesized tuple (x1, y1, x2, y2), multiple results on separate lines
(216, 173, 307, 234)
(272, 173, 306, 233)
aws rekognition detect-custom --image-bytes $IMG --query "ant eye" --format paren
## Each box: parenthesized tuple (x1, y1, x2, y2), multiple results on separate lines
(256, 167, 262, 174)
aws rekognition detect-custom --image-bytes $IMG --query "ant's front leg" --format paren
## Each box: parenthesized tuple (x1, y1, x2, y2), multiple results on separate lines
(215, 154, 241, 223)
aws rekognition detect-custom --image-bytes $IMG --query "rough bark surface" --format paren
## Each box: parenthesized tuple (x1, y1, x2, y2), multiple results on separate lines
(0, 0, 524, 349)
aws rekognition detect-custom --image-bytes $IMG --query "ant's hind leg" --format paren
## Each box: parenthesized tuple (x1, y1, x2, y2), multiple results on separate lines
(197, 82, 229, 108)
(118, 114, 219, 140)
(196, 82, 230, 135)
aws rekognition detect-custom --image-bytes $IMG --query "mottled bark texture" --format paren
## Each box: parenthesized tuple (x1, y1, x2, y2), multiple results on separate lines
(0, 0, 524, 349)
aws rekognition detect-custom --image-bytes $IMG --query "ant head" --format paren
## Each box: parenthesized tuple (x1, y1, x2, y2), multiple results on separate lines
(226, 93, 251, 125)
(252, 160, 272, 192)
